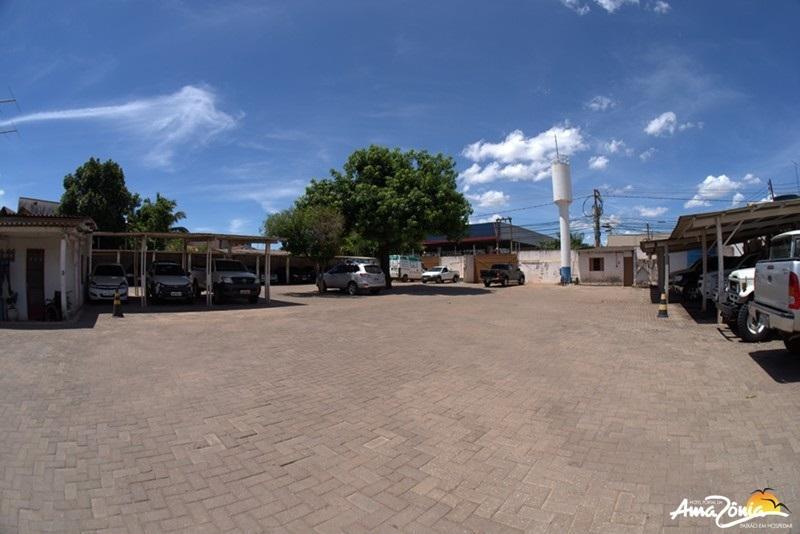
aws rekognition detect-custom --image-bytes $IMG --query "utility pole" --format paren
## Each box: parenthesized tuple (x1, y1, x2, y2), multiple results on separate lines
(592, 189, 603, 248)
(768, 178, 775, 201)
(0, 89, 20, 135)
(646, 223, 652, 241)
(494, 216, 513, 253)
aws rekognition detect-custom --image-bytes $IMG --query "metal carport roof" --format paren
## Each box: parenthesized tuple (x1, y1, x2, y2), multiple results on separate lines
(640, 197, 800, 254)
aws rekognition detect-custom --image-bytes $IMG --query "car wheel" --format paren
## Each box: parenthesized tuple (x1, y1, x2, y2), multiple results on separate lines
(436, 276, 443, 284)
(501, 277, 508, 287)
(484, 281, 491, 288)
(318, 279, 327, 293)
(193, 281, 200, 299)
(452, 275, 459, 283)
(422, 279, 427, 284)
(347, 282, 358, 296)
(401, 274, 409, 283)
(737, 302, 768, 342)
(518, 276, 525, 285)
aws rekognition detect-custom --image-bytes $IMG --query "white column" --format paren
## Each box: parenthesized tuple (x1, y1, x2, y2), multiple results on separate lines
(716, 217, 724, 322)
(701, 232, 708, 312)
(663, 243, 670, 302)
(60, 236, 67, 319)
(264, 245, 271, 305)
(141, 237, 148, 307)
(558, 203, 571, 282)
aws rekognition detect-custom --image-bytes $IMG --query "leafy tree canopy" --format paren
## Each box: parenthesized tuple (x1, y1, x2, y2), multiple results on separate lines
(299, 145, 472, 281)
(265, 205, 345, 273)
(58, 157, 140, 231)
(128, 193, 187, 250)
(540, 232, 589, 250)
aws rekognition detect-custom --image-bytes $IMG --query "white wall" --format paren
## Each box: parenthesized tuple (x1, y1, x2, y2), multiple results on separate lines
(577, 250, 629, 284)
(439, 255, 475, 283)
(517, 250, 579, 284)
(0, 232, 86, 320)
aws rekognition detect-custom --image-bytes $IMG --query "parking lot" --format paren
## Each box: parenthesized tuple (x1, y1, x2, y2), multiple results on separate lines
(2, 283, 799, 532)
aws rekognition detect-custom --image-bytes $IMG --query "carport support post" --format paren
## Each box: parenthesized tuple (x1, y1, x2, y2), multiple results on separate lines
(285, 255, 290, 284)
(59, 234, 67, 319)
(716, 216, 724, 323)
(701, 233, 708, 312)
(264, 245, 270, 305)
(141, 237, 147, 308)
(663, 243, 670, 312)
(206, 241, 212, 307)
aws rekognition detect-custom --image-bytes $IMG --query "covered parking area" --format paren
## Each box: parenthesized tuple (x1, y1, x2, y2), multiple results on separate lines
(641, 197, 800, 316)
(91, 231, 279, 308)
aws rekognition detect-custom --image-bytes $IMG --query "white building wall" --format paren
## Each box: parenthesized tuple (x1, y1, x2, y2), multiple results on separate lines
(1, 233, 86, 320)
(517, 250, 578, 284)
(577, 250, 628, 284)
(439, 255, 475, 283)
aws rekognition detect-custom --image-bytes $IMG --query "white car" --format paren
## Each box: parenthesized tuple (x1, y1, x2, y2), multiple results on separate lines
(421, 266, 459, 284)
(88, 263, 129, 302)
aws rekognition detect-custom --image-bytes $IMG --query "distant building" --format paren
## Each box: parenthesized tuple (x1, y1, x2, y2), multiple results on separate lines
(423, 222, 555, 255)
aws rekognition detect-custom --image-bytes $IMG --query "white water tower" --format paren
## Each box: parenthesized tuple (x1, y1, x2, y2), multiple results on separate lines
(551, 153, 573, 284)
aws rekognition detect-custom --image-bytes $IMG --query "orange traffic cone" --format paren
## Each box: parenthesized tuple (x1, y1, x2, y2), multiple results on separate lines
(657, 292, 668, 318)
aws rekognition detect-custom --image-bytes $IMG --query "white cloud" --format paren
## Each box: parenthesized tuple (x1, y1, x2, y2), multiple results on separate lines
(561, 0, 638, 13)
(636, 206, 668, 217)
(645, 111, 703, 137)
(742, 173, 761, 184)
(601, 184, 633, 194)
(603, 139, 632, 155)
(652, 1, 670, 13)
(588, 155, 609, 170)
(470, 213, 503, 224)
(460, 126, 587, 185)
(228, 218, 247, 233)
(731, 192, 746, 207)
(0, 189, 4, 197)
(0, 85, 238, 167)
(644, 111, 677, 136)
(639, 147, 657, 161)
(467, 190, 510, 209)
(684, 174, 753, 208)
(586, 95, 616, 111)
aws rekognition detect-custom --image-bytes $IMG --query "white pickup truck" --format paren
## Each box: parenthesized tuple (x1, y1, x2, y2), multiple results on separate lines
(719, 267, 768, 342)
(750, 230, 800, 353)
(191, 259, 260, 304)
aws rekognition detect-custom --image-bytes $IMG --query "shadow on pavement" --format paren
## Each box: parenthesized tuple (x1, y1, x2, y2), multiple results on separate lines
(284, 283, 492, 298)
(0, 296, 302, 330)
(749, 349, 800, 383)
(679, 300, 719, 325)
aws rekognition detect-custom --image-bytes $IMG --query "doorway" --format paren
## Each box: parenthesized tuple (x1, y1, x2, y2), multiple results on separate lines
(623, 255, 634, 287)
(26, 249, 45, 320)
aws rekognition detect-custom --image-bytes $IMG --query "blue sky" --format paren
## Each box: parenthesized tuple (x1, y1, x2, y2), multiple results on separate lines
(1, 0, 799, 239)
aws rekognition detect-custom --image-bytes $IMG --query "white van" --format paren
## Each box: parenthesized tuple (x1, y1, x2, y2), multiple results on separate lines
(389, 255, 424, 282)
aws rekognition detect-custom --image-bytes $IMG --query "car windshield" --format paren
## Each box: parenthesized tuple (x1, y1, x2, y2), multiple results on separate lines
(429, 267, 443, 272)
(94, 265, 124, 277)
(215, 260, 246, 272)
(364, 265, 383, 274)
(154, 264, 184, 276)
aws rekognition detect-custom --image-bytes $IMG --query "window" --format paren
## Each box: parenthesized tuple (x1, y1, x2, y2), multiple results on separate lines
(590, 257, 604, 271)
(364, 265, 383, 274)
(770, 238, 792, 260)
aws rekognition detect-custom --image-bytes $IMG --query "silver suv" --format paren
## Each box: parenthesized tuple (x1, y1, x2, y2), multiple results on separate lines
(318, 262, 386, 295)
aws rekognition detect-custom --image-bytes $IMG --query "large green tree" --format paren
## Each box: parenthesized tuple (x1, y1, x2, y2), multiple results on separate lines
(128, 193, 187, 250)
(265, 205, 345, 285)
(299, 145, 471, 287)
(58, 157, 140, 231)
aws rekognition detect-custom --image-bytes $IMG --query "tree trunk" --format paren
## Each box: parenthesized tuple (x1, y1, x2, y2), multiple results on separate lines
(379, 250, 392, 289)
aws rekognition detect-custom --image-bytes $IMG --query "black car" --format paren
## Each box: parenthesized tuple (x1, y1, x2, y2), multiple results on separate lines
(289, 267, 316, 284)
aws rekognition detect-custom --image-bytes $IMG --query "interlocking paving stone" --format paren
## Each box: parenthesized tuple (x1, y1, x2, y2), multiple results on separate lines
(1, 283, 799, 532)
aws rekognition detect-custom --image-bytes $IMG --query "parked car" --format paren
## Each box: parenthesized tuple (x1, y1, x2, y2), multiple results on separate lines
(318, 262, 385, 295)
(88, 263, 128, 302)
(480, 263, 525, 287)
(390, 255, 424, 282)
(697, 252, 762, 302)
(719, 267, 768, 342)
(147, 261, 193, 303)
(670, 256, 736, 300)
(290, 266, 316, 284)
(421, 266, 460, 284)
(750, 230, 800, 353)
(245, 267, 278, 285)
(191, 259, 260, 304)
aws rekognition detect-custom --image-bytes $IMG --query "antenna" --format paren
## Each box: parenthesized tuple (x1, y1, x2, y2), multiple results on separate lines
(554, 134, 560, 159)
(0, 87, 20, 136)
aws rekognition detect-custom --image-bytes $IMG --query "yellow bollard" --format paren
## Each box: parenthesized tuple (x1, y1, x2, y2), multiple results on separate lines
(657, 292, 668, 318)
(112, 290, 124, 318)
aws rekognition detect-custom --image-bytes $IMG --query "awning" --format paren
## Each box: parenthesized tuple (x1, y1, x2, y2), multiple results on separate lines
(641, 198, 800, 253)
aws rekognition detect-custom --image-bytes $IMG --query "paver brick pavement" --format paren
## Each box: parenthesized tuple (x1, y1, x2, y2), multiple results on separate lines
(1, 283, 799, 532)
